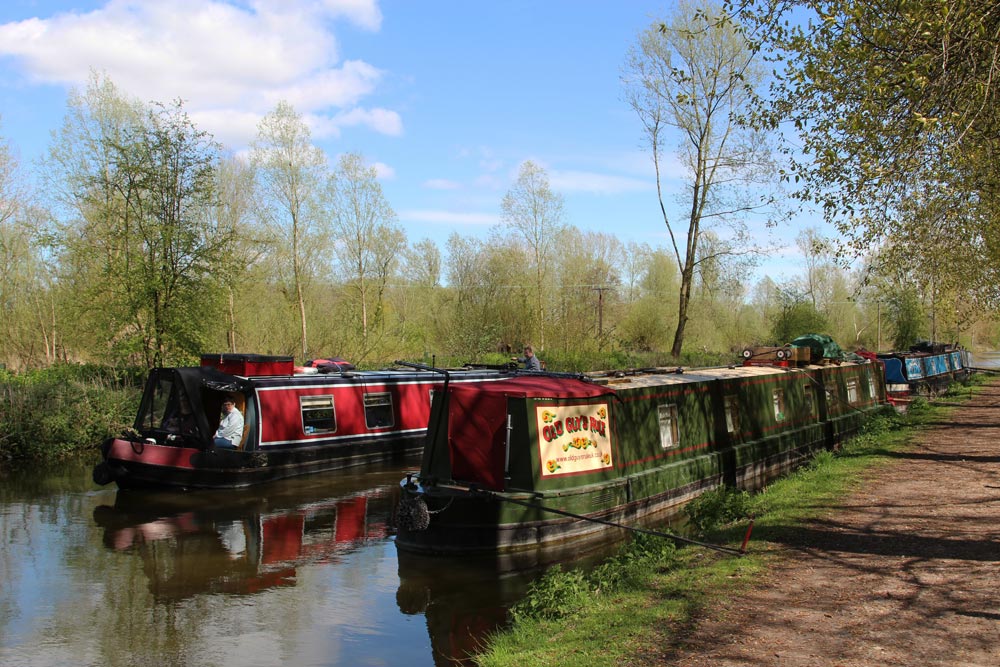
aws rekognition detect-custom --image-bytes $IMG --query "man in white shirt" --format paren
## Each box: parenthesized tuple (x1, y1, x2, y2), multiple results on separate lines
(214, 397, 244, 448)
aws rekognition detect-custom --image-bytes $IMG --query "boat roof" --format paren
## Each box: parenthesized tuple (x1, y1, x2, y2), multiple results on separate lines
(448, 375, 616, 399)
(583, 362, 872, 390)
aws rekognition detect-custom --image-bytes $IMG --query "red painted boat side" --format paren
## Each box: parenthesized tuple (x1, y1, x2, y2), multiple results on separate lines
(108, 438, 199, 469)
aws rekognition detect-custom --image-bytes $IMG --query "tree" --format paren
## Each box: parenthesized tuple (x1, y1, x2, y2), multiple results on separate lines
(550, 229, 624, 351)
(47, 76, 230, 366)
(251, 101, 330, 359)
(741, 0, 1000, 311)
(0, 126, 59, 367)
(796, 227, 835, 311)
(770, 289, 829, 345)
(329, 152, 405, 353)
(500, 160, 567, 350)
(444, 233, 528, 356)
(392, 238, 445, 355)
(623, 0, 776, 357)
(210, 155, 263, 353)
(619, 248, 679, 352)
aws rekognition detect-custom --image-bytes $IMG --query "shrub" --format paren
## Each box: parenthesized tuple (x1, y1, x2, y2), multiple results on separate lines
(0, 365, 142, 465)
(684, 486, 754, 536)
(509, 566, 590, 622)
(509, 534, 679, 622)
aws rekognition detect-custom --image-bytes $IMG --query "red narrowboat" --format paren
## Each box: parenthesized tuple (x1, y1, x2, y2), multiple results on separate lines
(92, 354, 507, 490)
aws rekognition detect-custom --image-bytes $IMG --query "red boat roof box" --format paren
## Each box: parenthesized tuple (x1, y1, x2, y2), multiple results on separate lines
(200, 353, 295, 377)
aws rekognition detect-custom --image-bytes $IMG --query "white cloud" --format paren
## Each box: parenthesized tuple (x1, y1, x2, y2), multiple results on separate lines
(422, 179, 461, 190)
(548, 169, 653, 195)
(334, 106, 403, 135)
(0, 0, 394, 148)
(372, 161, 394, 179)
(400, 209, 499, 226)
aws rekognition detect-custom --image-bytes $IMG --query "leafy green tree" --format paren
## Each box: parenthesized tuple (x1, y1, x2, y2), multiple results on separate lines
(550, 229, 624, 352)
(742, 0, 1000, 312)
(885, 287, 926, 351)
(0, 126, 60, 368)
(623, 0, 776, 357)
(770, 289, 829, 345)
(251, 101, 330, 359)
(210, 155, 264, 353)
(500, 160, 567, 350)
(392, 238, 446, 358)
(444, 233, 529, 357)
(47, 76, 229, 367)
(329, 152, 405, 355)
(618, 249, 678, 351)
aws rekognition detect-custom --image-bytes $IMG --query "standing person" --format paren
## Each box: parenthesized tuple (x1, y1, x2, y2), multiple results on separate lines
(515, 345, 542, 371)
(214, 397, 244, 449)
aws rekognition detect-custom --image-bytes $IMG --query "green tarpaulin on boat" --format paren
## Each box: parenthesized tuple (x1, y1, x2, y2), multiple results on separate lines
(790, 333, 846, 361)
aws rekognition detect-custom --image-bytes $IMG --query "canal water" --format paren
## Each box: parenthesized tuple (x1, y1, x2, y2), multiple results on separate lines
(10, 352, 992, 666)
(1, 458, 602, 667)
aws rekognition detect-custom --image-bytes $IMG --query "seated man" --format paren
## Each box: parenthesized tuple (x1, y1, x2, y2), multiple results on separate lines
(214, 397, 244, 449)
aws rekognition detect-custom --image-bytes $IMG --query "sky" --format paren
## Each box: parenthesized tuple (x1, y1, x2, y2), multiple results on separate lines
(0, 0, 818, 283)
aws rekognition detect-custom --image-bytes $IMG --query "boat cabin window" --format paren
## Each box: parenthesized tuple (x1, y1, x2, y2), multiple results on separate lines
(867, 373, 877, 400)
(846, 380, 859, 404)
(658, 404, 680, 449)
(364, 392, 394, 429)
(138, 374, 179, 432)
(723, 396, 739, 434)
(772, 389, 786, 422)
(803, 384, 816, 417)
(301, 396, 337, 434)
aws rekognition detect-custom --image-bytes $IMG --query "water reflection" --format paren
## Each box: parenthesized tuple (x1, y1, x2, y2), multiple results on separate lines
(93, 478, 396, 601)
(396, 541, 625, 665)
(1, 460, 636, 667)
(0, 464, 552, 667)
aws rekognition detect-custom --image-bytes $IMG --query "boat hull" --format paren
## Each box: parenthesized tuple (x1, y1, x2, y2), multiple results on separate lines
(396, 362, 883, 555)
(97, 433, 423, 490)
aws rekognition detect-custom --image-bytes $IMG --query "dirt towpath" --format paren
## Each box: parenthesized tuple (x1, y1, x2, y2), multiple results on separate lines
(656, 380, 1000, 666)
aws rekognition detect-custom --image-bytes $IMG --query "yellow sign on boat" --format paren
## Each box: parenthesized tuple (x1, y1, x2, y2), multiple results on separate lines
(536, 402, 613, 477)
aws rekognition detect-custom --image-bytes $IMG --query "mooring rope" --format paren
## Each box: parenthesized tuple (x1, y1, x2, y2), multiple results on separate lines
(454, 485, 750, 556)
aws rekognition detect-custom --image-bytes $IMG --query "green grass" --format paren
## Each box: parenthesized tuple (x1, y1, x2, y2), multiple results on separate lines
(474, 374, 993, 667)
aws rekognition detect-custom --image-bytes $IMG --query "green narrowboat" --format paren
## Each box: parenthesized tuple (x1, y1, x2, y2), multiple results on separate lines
(395, 359, 886, 555)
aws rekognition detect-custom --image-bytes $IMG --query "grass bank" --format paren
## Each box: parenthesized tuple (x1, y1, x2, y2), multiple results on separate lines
(475, 376, 992, 667)
(0, 365, 143, 466)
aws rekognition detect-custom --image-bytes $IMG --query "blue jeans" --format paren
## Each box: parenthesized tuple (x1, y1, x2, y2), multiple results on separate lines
(214, 436, 237, 449)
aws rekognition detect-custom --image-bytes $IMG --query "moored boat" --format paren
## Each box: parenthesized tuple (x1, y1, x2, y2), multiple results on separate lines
(395, 355, 886, 555)
(92, 353, 507, 490)
(877, 341, 971, 405)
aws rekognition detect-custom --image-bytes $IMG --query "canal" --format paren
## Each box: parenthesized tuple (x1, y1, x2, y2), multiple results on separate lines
(1, 458, 592, 667)
(6, 352, 991, 666)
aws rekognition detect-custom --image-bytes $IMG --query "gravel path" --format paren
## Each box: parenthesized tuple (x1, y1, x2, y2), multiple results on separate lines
(657, 380, 1000, 666)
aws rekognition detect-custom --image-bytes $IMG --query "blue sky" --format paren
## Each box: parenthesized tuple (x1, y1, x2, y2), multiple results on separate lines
(0, 0, 815, 282)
